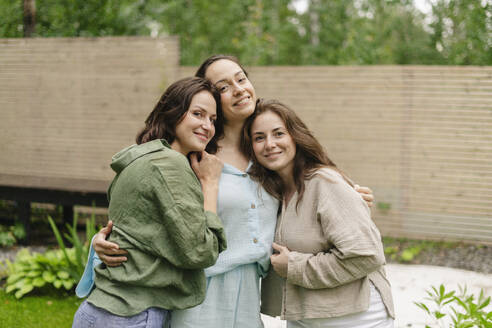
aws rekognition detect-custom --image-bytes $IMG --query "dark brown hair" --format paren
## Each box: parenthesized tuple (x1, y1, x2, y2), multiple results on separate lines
(195, 54, 249, 79)
(241, 99, 353, 204)
(136, 77, 224, 154)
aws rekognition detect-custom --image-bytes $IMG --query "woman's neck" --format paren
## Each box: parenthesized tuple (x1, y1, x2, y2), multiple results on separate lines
(221, 121, 244, 149)
(216, 121, 250, 170)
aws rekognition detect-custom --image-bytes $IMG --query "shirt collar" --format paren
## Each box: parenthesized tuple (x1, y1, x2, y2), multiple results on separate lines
(222, 162, 253, 176)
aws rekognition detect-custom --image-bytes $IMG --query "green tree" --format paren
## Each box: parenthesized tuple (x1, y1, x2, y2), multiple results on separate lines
(0, 0, 489, 65)
(429, 0, 492, 65)
(0, 0, 24, 37)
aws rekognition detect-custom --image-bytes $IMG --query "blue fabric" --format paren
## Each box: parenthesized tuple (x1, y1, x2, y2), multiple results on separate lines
(170, 263, 263, 327)
(76, 235, 102, 298)
(170, 163, 279, 327)
(205, 163, 279, 278)
(73, 300, 168, 328)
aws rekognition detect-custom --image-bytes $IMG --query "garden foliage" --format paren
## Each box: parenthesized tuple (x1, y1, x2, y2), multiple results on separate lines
(0, 0, 490, 66)
(0, 222, 25, 247)
(415, 284, 492, 327)
(3, 211, 98, 299)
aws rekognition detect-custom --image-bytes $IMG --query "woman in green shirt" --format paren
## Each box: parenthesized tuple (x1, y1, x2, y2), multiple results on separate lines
(72, 77, 227, 328)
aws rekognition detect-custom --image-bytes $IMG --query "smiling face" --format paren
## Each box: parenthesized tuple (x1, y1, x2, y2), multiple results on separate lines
(172, 90, 217, 155)
(204, 59, 256, 124)
(251, 111, 296, 179)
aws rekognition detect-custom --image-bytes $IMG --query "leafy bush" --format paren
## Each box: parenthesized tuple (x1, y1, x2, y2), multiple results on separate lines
(47, 210, 97, 280)
(0, 223, 26, 247)
(4, 248, 77, 298)
(415, 284, 492, 327)
(3, 209, 99, 299)
(382, 237, 460, 264)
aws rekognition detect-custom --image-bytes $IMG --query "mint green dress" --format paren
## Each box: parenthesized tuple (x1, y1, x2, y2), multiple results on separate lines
(169, 163, 279, 327)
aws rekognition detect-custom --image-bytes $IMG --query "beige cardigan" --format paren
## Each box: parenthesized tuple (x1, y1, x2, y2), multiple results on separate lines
(261, 168, 395, 320)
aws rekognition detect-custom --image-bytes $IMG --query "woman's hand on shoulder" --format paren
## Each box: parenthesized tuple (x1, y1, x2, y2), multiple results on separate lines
(190, 151, 223, 186)
(93, 220, 127, 267)
(354, 184, 374, 208)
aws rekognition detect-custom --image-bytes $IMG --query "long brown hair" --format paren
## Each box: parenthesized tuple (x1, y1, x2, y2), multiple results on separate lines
(195, 54, 249, 79)
(242, 99, 353, 204)
(136, 77, 224, 154)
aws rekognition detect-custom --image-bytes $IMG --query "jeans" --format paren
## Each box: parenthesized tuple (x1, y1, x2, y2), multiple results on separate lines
(72, 300, 168, 328)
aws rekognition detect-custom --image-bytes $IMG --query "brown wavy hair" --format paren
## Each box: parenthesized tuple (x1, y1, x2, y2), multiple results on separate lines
(136, 77, 224, 154)
(241, 99, 353, 204)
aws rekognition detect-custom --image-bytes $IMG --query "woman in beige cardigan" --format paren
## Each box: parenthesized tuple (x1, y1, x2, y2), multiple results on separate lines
(242, 99, 395, 327)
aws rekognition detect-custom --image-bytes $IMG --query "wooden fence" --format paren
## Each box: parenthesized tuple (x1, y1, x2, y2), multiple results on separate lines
(1, 37, 491, 244)
(0, 36, 180, 192)
(184, 65, 492, 244)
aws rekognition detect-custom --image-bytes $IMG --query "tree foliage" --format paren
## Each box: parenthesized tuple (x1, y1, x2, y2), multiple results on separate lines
(0, 0, 490, 65)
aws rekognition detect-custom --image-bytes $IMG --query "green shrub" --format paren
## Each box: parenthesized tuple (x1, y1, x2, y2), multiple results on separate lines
(3, 248, 77, 299)
(0, 223, 26, 247)
(47, 210, 97, 280)
(3, 208, 99, 299)
(415, 284, 492, 327)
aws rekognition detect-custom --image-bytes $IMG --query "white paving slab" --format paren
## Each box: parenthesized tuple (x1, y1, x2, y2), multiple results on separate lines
(261, 264, 492, 328)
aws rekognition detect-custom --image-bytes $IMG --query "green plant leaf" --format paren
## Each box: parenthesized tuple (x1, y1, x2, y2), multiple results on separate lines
(53, 279, 63, 289)
(434, 310, 446, 319)
(42, 271, 56, 283)
(400, 249, 415, 262)
(477, 295, 490, 310)
(5, 283, 17, 293)
(443, 298, 456, 306)
(414, 301, 431, 314)
(57, 271, 70, 280)
(384, 246, 398, 255)
(6, 273, 23, 284)
(32, 277, 46, 287)
(14, 278, 30, 289)
(12, 223, 26, 240)
(62, 280, 74, 290)
(14, 290, 24, 299)
(444, 291, 456, 299)
(47, 215, 71, 264)
(27, 270, 41, 278)
(15, 284, 34, 299)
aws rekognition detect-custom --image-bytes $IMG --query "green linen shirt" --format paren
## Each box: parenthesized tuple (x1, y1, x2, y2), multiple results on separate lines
(87, 139, 227, 316)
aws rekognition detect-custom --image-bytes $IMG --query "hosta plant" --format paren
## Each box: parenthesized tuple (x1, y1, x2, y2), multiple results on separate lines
(4, 248, 77, 298)
(3, 207, 99, 298)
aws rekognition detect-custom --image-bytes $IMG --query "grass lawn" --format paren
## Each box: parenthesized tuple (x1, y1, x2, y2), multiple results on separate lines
(0, 289, 82, 328)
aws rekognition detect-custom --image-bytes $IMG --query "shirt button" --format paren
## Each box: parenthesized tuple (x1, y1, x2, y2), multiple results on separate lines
(253, 238, 258, 243)
(251, 204, 256, 209)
